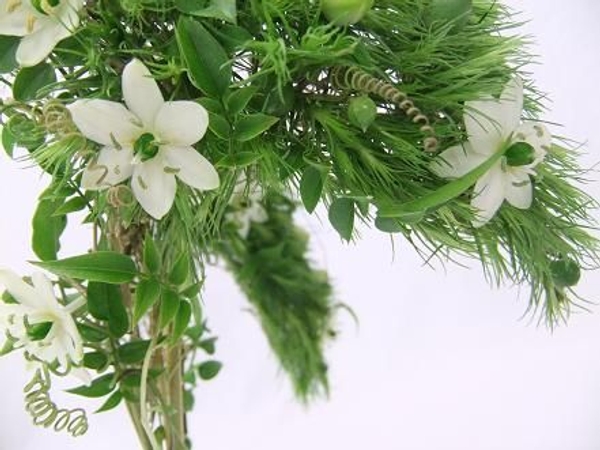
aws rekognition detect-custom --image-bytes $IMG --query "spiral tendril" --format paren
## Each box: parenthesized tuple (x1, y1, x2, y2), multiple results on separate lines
(332, 66, 438, 152)
(24, 368, 89, 437)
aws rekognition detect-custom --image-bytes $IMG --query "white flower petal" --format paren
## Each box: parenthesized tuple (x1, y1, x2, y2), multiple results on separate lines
(163, 145, 220, 191)
(69, 99, 142, 147)
(513, 121, 551, 164)
(122, 59, 164, 128)
(15, 16, 70, 67)
(154, 101, 209, 146)
(249, 203, 268, 223)
(430, 143, 487, 179)
(464, 77, 524, 154)
(471, 165, 506, 228)
(0, 268, 39, 309)
(131, 157, 177, 219)
(0, 1, 31, 36)
(30, 272, 59, 310)
(82, 146, 134, 190)
(70, 367, 92, 386)
(504, 170, 533, 209)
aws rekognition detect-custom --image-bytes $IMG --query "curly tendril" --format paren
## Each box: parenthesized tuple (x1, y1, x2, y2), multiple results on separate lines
(24, 368, 89, 437)
(332, 66, 438, 152)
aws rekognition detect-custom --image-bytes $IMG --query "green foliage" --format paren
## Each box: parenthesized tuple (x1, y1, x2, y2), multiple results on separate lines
(33, 252, 137, 284)
(133, 278, 161, 323)
(67, 373, 116, 398)
(218, 194, 335, 399)
(12, 63, 57, 101)
(197, 360, 222, 381)
(32, 185, 68, 261)
(329, 197, 356, 241)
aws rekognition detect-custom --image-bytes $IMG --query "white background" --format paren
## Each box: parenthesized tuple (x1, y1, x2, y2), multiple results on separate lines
(1, 1, 600, 449)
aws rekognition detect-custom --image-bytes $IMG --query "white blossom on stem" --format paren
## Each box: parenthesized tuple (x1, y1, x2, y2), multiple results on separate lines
(0, 0, 83, 67)
(68, 59, 219, 220)
(431, 77, 551, 227)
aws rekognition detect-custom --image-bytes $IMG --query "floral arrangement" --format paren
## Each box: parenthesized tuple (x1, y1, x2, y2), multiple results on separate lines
(0, 0, 597, 448)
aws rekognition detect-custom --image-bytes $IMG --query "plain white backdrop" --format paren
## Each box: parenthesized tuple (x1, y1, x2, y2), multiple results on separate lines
(1, 1, 600, 449)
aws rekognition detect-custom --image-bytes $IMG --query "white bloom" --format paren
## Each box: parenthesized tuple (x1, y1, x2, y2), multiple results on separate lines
(68, 59, 220, 220)
(0, 269, 84, 370)
(0, 0, 83, 67)
(431, 77, 551, 227)
(227, 176, 268, 238)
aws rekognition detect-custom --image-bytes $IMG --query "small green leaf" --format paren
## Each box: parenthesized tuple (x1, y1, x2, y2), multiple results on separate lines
(176, 17, 231, 97)
(12, 63, 57, 101)
(375, 216, 404, 233)
(32, 186, 67, 261)
(83, 351, 109, 371)
(175, 0, 237, 23)
(77, 323, 109, 342)
(117, 340, 151, 365)
(550, 257, 581, 288)
(1, 125, 15, 157)
(52, 196, 87, 216)
(234, 114, 279, 142)
(329, 198, 355, 241)
(67, 373, 115, 398)
(0, 36, 19, 73)
(184, 389, 195, 412)
(95, 391, 123, 414)
(207, 112, 231, 139)
(180, 281, 203, 299)
(199, 337, 217, 355)
(86, 282, 112, 320)
(143, 236, 161, 275)
(134, 278, 161, 323)
(169, 254, 189, 286)
(197, 360, 222, 381)
(225, 86, 257, 116)
(107, 287, 129, 338)
(33, 251, 137, 284)
(300, 166, 324, 213)
(159, 289, 181, 329)
(171, 300, 192, 343)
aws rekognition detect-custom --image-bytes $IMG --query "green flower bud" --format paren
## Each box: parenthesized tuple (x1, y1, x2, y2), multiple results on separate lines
(550, 257, 581, 288)
(134, 132, 160, 161)
(504, 142, 536, 167)
(348, 95, 377, 132)
(321, 0, 374, 26)
(427, 0, 472, 30)
(30, 0, 61, 15)
(27, 322, 53, 341)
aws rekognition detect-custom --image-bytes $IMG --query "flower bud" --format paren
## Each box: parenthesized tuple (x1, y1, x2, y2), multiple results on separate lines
(550, 257, 581, 288)
(504, 142, 536, 167)
(321, 0, 374, 26)
(134, 133, 160, 161)
(348, 95, 377, 132)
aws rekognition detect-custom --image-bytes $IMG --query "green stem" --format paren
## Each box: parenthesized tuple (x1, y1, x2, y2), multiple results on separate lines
(126, 401, 153, 450)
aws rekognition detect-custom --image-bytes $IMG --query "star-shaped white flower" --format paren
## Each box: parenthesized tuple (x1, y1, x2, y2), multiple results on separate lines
(431, 77, 551, 227)
(0, 269, 84, 371)
(0, 0, 83, 67)
(226, 176, 268, 238)
(68, 59, 220, 220)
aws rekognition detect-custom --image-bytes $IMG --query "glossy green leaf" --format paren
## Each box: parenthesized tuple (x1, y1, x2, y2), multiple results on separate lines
(143, 235, 161, 275)
(52, 196, 87, 216)
(33, 251, 137, 284)
(87, 281, 118, 320)
(169, 254, 189, 286)
(375, 216, 405, 233)
(234, 114, 279, 142)
(32, 187, 67, 261)
(159, 289, 181, 329)
(67, 373, 115, 398)
(197, 360, 222, 380)
(133, 278, 161, 323)
(175, 0, 237, 23)
(176, 17, 231, 97)
(12, 63, 57, 101)
(300, 166, 324, 214)
(217, 151, 262, 168)
(1, 125, 15, 157)
(106, 286, 129, 338)
(117, 340, 151, 365)
(225, 86, 257, 116)
(95, 391, 123, 414)
(207, 112, 231, 139)
(0, 36, 19, 73)
(199, 337, 217, 355)
(83, 351, 109, 371)
(77, 323, 109, 343)
(328, 198, 355, 241)
(171, 300, 192, 343)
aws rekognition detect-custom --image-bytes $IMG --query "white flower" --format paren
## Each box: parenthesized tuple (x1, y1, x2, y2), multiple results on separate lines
(0, 269, 84, 371)
(226, 176, 268, 238)
(68, 59, 220, 220)
(0, 0, 83, 67)
(431, 77, 551, 227)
